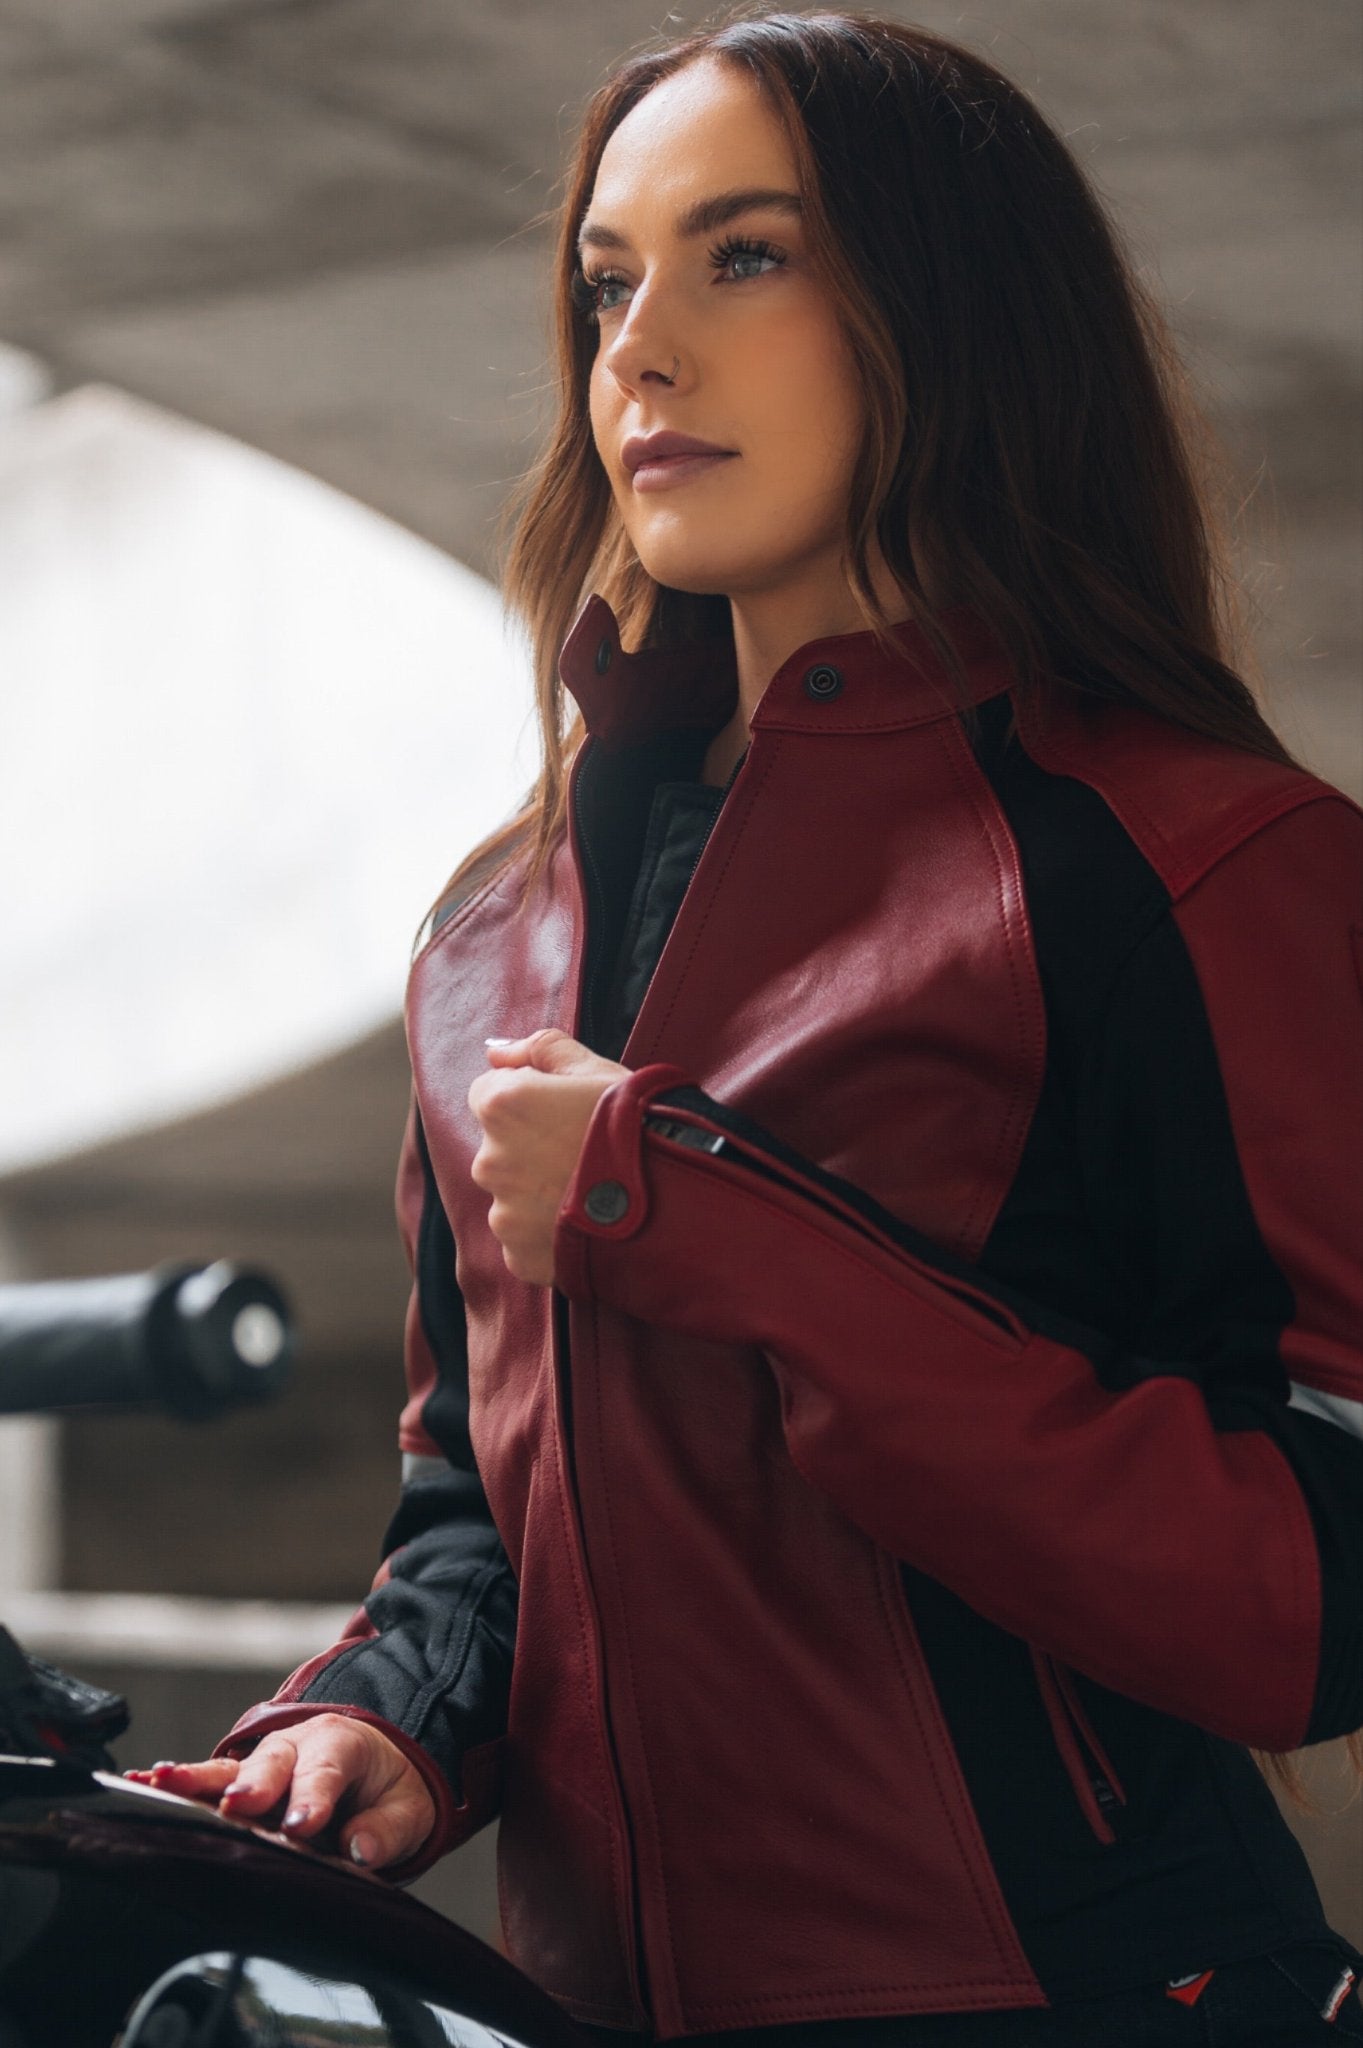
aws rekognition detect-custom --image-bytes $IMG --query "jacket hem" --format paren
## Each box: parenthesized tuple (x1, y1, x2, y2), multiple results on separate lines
(576, 1911, 1333, 2038)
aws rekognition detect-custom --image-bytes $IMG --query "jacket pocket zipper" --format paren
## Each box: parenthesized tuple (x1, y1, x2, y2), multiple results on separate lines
(1030, 1645, 1127, 1844)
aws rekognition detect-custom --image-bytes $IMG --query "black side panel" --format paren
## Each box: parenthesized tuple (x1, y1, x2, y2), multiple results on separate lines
(901, 1565, 1323, 2000)
(407, 1111, 480, 1484)
(972, 702, 1363, 1744)
(298, 1114, 517, 1783)
(895, 698, 1333, 1996)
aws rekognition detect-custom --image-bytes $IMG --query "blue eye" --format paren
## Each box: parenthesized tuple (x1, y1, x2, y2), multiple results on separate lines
(709, 234, 786, 282)
(569, 233, 787, 325)
(570, 265, 628, 320)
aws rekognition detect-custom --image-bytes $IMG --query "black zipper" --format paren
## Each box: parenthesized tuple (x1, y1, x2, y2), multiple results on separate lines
(570, 737, 613, 1050)
(560, 739, 652, 2021)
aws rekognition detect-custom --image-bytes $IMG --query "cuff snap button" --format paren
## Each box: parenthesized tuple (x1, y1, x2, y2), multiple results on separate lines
(584, 1179, 630, 1225)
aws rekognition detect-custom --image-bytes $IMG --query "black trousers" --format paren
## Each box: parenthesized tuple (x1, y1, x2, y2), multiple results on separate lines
(572, 1933, 1363, 2046)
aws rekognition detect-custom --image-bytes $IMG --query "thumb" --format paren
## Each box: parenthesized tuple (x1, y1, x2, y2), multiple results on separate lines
(340, 1779, 436, 1872)
(485, 1028, 609, 1077)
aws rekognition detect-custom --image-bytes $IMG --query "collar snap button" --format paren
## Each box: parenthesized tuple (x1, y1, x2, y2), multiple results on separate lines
(595, 636, 613, 675)
(584, 1179, 630, 1225)
(803, 663, 844, 701)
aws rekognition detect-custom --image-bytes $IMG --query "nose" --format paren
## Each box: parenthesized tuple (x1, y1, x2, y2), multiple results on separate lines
(600, 286, 687, 397)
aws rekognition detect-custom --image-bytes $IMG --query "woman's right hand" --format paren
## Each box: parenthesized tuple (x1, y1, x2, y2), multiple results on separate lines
(125, 1713, 436, 1871)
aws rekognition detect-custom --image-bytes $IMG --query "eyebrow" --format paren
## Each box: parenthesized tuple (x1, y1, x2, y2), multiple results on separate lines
(576, 185, 804, 255)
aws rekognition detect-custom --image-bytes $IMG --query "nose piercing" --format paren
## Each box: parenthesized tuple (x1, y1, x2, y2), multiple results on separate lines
(661, 356, 680, 385)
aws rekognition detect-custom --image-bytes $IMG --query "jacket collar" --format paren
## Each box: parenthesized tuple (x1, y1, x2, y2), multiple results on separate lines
(558, 592, 1014, 746)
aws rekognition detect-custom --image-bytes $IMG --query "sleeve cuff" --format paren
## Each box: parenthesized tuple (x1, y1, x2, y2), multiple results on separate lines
(554, 1060, 696, 1296)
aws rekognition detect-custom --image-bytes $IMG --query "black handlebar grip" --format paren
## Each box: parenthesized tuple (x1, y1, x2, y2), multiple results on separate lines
(0, 1263, 294, 1420)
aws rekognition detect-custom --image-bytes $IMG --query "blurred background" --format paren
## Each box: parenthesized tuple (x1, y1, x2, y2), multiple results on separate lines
(0, 0, 1358, 1952)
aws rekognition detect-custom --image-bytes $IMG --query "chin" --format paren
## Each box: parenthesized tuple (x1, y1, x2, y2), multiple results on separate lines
(638, 565, 732, 599)
(624, 549, 718, 596)
(628, 534, 781, 602)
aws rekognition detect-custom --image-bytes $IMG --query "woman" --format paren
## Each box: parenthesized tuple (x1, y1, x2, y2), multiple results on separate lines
(141, 11, 1363, 2043)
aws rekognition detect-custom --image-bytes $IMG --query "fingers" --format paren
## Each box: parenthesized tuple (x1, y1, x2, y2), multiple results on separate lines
(231, 1716, 435, 1871)
(469, 1037, 628, 1142)
(338, 1773, 437, 1870)
(482, 1028, 565, 1070)
(467, 1061, 543, 1141)
(128, 1757, 240, 1804)
(280, 1719, 435, 1870)
(482, 1029, 626, 1079)
(468, 1055, 618, 1285)
(222, 1717, 376, 1832)
(212, 1731, 303, 1825)
(490, 1216, 554, 1286)
(262, 1724, 362, 1838)
(123, 1722, 436, 1872)
(482, 1033, 533, 1067)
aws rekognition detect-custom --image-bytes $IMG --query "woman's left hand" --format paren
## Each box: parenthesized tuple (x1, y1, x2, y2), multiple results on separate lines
(468, 1029, 630, 1284)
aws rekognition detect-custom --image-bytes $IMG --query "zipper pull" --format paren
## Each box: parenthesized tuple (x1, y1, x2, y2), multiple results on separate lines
(1091, 1774, 1121, 1820)
(644, 1114, 727, 1155)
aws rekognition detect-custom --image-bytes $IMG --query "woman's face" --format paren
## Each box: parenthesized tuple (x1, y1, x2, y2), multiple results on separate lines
(580, 58, 866, 604)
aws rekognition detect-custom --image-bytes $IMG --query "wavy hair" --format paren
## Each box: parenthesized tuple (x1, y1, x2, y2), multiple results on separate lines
(426, 6, 1353, 1814)
(429, 5, 1297, 933)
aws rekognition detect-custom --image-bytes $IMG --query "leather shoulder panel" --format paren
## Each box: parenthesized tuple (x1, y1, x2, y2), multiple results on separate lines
(415, 814, 538, 956)
(1014, 689, 1357, 900)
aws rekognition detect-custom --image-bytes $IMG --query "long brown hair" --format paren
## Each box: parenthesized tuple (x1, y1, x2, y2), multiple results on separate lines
(427, 8, 1356, 1809)
(429, 4, 1298, 933)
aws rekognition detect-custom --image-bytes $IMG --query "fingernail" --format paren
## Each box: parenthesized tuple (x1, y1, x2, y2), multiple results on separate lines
(349, 1832, 376, 1867)
(484, 1036, 514, 1047)
(283, 1805, 310, 1831)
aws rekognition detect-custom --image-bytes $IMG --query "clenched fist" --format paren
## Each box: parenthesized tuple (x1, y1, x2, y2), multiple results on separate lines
(468, 1028, 630, 1284)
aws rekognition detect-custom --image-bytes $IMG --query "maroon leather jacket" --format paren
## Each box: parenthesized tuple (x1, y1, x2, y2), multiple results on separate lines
(222, 595, 1363, 2039)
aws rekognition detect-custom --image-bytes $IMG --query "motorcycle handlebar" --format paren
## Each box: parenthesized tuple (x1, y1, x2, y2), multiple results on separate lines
(0, 1263, 294, 1420)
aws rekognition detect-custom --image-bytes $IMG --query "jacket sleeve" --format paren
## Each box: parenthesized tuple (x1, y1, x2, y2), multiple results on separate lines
(215, 1093, 518, 1881)
(552, 795, 1363, 1754)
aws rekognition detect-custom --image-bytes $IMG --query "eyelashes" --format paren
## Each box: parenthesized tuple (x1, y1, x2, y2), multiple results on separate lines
(568, 264, 609, 318)
(569, 233, 787, 323)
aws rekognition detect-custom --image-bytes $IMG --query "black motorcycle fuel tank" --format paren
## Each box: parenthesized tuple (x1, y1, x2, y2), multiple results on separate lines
(0, 1757, 591, 2048)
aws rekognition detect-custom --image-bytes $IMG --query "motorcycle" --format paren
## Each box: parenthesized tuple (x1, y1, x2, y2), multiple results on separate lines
(0, 1266, 591, 2048)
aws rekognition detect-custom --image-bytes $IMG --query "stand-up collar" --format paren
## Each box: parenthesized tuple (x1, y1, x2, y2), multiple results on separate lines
(558, 592, 1014, 745)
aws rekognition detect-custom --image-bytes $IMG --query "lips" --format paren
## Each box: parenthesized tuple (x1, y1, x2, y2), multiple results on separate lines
(621, 430, 737, 475)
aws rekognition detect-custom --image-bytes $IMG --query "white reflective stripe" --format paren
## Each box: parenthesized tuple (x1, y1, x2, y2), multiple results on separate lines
(401, 1451, 451, 1486)
(1288, 1382, 1363, 1441)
